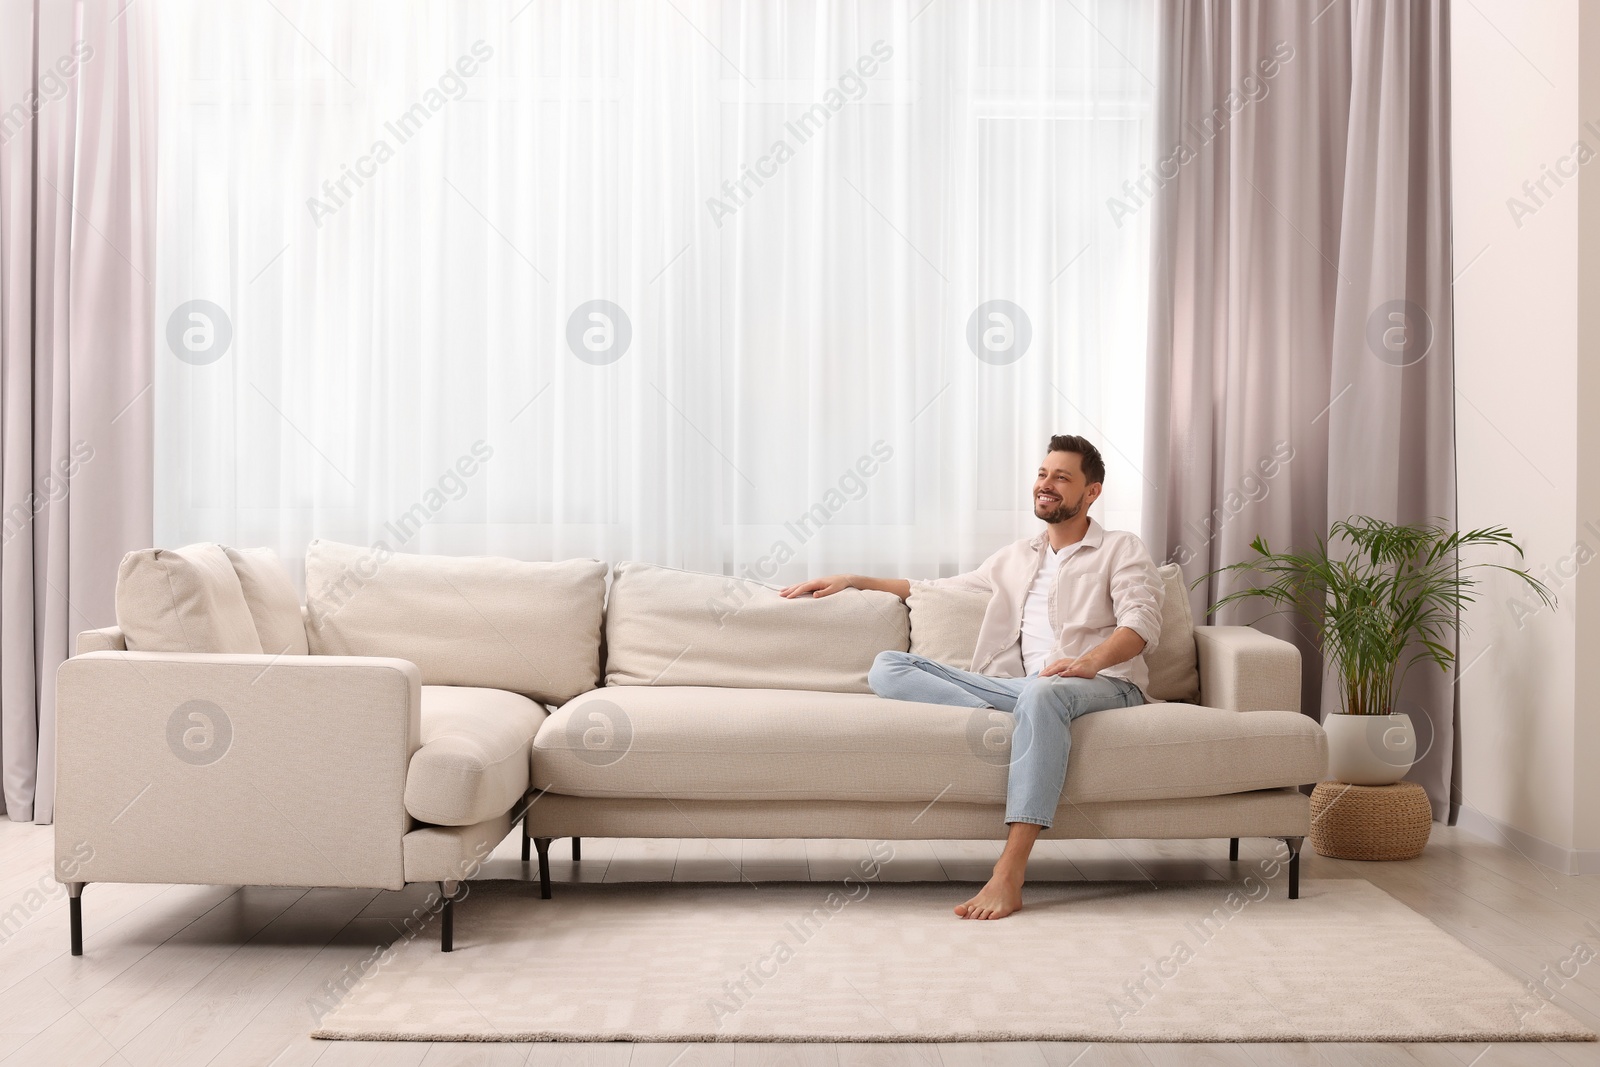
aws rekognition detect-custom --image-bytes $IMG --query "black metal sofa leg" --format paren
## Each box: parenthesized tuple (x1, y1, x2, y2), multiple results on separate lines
(572, 836, 581, 861)
(522, 834, 530, 862)
(439, 882, 459, 952)
(1228, 837, 1238, 862)
(1283, 836, 1303, 899)
(534, 837, 552, 899)
(68, 883, 84, 956)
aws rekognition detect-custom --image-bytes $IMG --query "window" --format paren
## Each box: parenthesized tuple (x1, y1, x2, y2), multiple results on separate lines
(155, 0, 1155, 583)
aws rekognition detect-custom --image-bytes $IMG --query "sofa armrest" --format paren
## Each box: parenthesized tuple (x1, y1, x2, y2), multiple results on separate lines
(1193, 625, 1302, 713)
(76, 626, 127, 654)
(55, 651, 422, 891)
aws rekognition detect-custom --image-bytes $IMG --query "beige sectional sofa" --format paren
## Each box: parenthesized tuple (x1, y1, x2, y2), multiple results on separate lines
(55, 540, 1326, 955)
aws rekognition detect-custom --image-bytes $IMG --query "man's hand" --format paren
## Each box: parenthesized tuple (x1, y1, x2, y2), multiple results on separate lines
(1039, 629, 1147, 678)
(779, 574, 856, 599)
(1041, 656, 1100, 679)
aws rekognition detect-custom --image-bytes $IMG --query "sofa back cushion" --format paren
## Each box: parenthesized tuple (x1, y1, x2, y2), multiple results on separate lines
(303, 540, 606, 705)
(906, 585, 989, 671)
(904, 561, 1201, 702)
(1144, 563, 1200, 702)
(116, 543, 264, 654)
(604, 562, 910, 693)
(223, 546, 309, 656)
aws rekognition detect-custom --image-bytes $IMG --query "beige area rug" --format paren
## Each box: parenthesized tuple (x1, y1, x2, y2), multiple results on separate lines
(312, 879, 1596, 1043)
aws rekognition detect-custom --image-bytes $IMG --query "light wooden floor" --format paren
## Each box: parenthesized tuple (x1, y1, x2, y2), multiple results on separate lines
(1, 821, 1597, 1066)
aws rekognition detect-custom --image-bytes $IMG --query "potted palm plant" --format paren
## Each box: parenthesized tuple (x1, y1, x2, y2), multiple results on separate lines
(1205, 518, 1553, 785)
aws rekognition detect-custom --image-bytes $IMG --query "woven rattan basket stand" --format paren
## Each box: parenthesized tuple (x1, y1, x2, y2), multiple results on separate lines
(1308, 781, 1432, 860)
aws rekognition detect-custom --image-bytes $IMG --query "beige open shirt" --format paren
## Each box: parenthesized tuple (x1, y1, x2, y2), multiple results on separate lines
(909, 518, 1165, 696)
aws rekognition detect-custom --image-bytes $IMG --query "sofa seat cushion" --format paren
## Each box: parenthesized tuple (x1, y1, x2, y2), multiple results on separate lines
(405, 686, 547, 827)
(533, 687, 1326, 805)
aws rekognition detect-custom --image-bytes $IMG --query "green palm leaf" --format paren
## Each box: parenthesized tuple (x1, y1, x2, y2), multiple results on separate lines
(1198, 518, 1553, 715)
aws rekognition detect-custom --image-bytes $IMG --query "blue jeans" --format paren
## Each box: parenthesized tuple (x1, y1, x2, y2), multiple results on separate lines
(867, 650, 1145, 828)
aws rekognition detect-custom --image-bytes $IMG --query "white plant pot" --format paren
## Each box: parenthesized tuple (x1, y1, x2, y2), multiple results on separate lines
(1323, 712, 1416, 785)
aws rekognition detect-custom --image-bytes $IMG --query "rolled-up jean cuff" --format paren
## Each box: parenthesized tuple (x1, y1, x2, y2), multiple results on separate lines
(1005, 816, 1052, 828)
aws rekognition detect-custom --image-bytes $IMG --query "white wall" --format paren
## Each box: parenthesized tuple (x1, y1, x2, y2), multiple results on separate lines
(1452, 0, 1600, 869)
(1575, 3, 1600, 855)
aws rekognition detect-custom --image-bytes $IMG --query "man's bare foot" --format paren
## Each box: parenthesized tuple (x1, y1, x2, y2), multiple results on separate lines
(954, 867, 1024, 920)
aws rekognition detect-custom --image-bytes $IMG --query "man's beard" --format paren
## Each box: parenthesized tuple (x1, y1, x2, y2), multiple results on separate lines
(1035, 493, 1084, 524)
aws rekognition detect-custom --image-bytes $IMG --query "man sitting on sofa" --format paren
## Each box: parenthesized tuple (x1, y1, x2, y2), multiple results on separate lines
(779, 434, 1164, 920)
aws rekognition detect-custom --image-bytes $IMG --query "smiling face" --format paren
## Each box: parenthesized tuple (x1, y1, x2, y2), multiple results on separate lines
(1033, 450, 1100, 524)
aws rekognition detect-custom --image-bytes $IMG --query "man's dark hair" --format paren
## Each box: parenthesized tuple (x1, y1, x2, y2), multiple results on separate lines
(1047, 434, 1105, 486)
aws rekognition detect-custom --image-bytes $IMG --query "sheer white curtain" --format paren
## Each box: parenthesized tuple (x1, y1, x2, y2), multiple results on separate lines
(154, 0, 1154, 586)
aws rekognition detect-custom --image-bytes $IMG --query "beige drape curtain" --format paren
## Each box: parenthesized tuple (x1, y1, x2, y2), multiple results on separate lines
(0, 0, 155, 823)
(1143, 0, 1457, 821)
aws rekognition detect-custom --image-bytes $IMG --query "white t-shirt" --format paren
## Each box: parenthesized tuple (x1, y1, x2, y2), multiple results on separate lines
(1019, 541, 1084, 675)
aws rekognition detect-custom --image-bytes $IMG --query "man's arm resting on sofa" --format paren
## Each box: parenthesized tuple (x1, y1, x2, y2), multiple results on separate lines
(55, 650, 423, 891)
(1193, 625, 1302, 713)
(778, 574, 913, 600)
